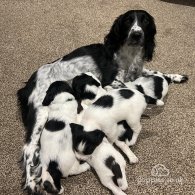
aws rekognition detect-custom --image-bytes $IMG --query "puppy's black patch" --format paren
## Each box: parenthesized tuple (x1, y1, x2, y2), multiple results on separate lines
(48, 161, 62, 192)
(153, 76, 163, 99)
(70, 123, 105, 155)
(42, 81, 74, 106)
(93, 95, 113, 108)
(119, 89, 134, 99)
(163, 75, 172, 85)
(117, 120, 133, 142)
(72, 73, 100, 100)
(105, 156, 122, 186)
(43, 180, 58, 194)
(136, 85, 144, 94)
(45, 120, 65, 132)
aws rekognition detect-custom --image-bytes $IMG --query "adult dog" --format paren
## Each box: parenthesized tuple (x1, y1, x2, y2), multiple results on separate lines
(17, 10, 188, 193)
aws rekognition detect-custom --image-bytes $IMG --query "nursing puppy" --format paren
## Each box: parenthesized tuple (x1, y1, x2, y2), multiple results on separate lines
(70, 123, 128, 195)
(125, 74, 171, 103)
(74, 72, 164, 148)
(40, 81, 90, 194)
(72, 72, 107, 109)
(77, 88, 164, 164)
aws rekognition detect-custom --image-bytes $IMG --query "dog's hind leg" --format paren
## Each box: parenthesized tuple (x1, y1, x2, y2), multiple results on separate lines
(101, 179, 127, 195)
(125, 116, 142, 146)
(69, 160, 90, 176)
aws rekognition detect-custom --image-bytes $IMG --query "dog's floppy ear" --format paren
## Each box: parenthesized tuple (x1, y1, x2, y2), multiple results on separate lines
(104, 13, 127, 52)
(92, 130, 105, 144)
(143, 13, 156, 61)
(42, 90, 55, 106)
(70, 123, 84, 150)
(72, 75, 85, 100)
(81, 129, 105, 155)
(70, 123, 84, 135)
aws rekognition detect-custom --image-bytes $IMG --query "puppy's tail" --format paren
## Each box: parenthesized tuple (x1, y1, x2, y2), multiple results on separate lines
(144, 95, 164, 106)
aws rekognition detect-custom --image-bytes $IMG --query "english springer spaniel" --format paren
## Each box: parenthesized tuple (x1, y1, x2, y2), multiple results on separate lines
(40, 81, 90, 194)
(17, 10, 188, 193)
(70, 123, 128, 195)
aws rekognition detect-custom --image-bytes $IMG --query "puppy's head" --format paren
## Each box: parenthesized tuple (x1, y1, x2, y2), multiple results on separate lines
(70, 123, 105, 159)
(72, 73, 101, 100)
(104, 10, 156, 61)
(42, 81, 75, 106)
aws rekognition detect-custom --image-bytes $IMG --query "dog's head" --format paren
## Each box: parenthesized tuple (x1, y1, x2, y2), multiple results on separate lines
(42, 81, 75, 106)
(70, 123, 105, 160)
(104, 10, 156, 61)
(72, 73, 101, 100)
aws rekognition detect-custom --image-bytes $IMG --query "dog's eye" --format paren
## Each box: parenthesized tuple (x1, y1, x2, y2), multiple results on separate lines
(142, 17, 149, 25)
(124, 17, 133, 26)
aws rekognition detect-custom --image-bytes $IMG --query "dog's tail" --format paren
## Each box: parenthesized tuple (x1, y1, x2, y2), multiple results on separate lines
(144, 95, 164, 106)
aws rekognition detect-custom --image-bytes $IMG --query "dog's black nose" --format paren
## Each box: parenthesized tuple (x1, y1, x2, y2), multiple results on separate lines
(131, 31, 142, 41)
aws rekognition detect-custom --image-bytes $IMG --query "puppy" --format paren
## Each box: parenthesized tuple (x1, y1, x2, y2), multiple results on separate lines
(125, 74, 171, 103)
(71, 123, 128, 195)
(72, 72, 107, 109)
(73, 72, 163, 149)
(40, 81, 90, 194)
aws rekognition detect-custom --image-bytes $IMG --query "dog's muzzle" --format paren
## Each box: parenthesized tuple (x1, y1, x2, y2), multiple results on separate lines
(128, 31, 144, 46)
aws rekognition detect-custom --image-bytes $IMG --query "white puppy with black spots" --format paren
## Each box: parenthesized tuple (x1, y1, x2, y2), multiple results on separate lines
(73, 73, 163, 149)
(125, 73, 171, 104)
(39, 81, 90, 194)
(70, 123, 128, 195)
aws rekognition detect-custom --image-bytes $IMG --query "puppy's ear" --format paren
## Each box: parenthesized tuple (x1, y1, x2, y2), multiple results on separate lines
(92, 130, 105, 145)
(70, 123, 84, 139)
(72, 75, 84, 100)
(42, 91, 54, 106)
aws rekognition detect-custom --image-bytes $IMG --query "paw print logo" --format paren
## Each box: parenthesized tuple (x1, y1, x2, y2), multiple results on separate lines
(151, 164, 170, 177)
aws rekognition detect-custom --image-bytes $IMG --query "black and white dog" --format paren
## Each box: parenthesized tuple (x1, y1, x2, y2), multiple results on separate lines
(40, 81, 90, 194)
(71, 123, 128, 195)
(17, 10, 188, 193)
(125, 73, 170, 104)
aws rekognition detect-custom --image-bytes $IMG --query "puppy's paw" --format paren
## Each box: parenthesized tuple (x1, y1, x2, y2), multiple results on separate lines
(172, 74, 189, 84)
(82, 162, 91, 171)
(118, 179, 128, 191)
(129, 155, 139, 164)
(156, 100, 164, 106)
(128, 139, 136, 146)
(58, 186, 64, 194)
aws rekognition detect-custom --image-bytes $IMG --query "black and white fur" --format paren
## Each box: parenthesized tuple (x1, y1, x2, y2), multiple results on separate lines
(72, 73, 164, 149)
(71, 123, 128, 195)
(77, 88, 164, 164)
(125, 73, 170, 103)
(17, 10, 188, 192)
(40, 81, 90, 194)
(72, 72, 107, 109)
